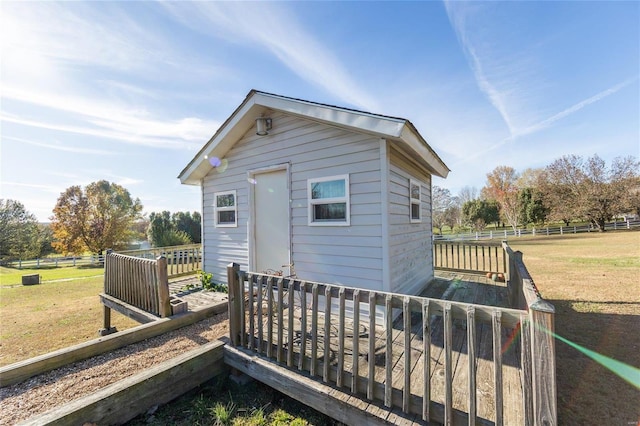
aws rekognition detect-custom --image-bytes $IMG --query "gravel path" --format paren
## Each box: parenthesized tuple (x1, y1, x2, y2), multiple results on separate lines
(0, 312, 229, 425)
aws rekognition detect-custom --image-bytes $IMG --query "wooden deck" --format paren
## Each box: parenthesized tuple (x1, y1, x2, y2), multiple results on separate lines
(168, 276, 229, 311)
(421, 272, 523, 425)
(228, 270, 527, 425)
(99, 242, 555, 425)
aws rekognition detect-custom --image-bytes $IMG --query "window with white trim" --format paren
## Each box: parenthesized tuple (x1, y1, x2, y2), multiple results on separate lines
(308, 175, 350, 226)
(214, 190, 237, 227)
(410, 180, 421, 223)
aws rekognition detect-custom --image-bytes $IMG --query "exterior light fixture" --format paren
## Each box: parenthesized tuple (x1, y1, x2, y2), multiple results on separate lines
(256, 117, 272, 136)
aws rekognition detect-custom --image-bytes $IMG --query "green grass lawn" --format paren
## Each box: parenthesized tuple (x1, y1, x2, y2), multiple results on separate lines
(0, 265, 104, 286)
(0, 275, 137, 366)
(509, 230, 640, 425)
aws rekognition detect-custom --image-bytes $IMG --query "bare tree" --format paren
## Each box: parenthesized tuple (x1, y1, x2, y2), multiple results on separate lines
(458, 186, 478, 206)
(432, 186, 453, 234)
(539, 154, 639, 231)
(483, 166, 521, 231)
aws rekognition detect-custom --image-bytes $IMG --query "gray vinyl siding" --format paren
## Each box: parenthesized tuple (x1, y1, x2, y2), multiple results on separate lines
(388, 147, 433, 295)
(202, 112, 383, 288)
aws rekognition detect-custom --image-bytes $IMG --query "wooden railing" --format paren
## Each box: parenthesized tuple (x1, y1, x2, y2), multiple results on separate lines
(227, 263, 541, 425)
(433, 240, 507, 274)
(100, 253, 171, 333)
(119, 244, 202, 278)
(502, 242, 557, 425)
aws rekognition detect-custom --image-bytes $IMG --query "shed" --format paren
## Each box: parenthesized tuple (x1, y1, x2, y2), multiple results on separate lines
(179, 90, 449, 296)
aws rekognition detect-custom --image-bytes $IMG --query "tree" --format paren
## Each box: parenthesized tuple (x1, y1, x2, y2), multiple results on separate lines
(457, 186, 478, 207)
(462, 199, 500, 231)
(483, 166, 521, 231)
(172, 211, 202, 243)
(537, 155, 583, 225)
(0, 199, 41, 262)
(442, 203, 461, 232)
(147, 211, 195, 247)
(518, 187, 548, 226)
(37, 223, 56, 258)
(539, 154, 640, 231)
(130, 218, 150, 242)
(432, 186, 454, 234)
(51, 180, 143, 254)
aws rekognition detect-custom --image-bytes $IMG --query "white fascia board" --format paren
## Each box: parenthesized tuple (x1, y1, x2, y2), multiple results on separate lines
(256, 92, 406, 138)
(179, 90, 449, 185)
(179, 98, 262, 185)
(399, 125, 450, 178)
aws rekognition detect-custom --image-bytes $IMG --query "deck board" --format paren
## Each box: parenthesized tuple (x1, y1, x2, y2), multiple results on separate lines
(243, 271, 523, 425)
(168, 276, 229, 310)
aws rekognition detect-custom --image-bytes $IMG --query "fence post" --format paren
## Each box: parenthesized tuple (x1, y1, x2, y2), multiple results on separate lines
(227, 263, 242, 347)
(560, 226, 563, 235)
(529, 299, 557, 426)
(156, 256, 172, 318)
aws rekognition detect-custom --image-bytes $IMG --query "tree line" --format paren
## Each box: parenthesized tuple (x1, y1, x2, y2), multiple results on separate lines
(2, 154, 637, 262)
(0, 180, 201, 262)
(433, 154, 639, 233)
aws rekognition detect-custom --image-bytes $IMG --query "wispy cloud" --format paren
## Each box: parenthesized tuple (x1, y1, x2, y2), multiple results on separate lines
(448, 78, 636, 169)
(161, 2, 379, 111)
(1, 181, 62, 194)
(0, 113, 204, 150)
(3, 135, 116, 155)
(444, 1, 636, 146)
(0, 3, 220, 150)
(0, 2, 215, 80)
(1, 86, 218, 149)
(444, 1, 518, 134)
(515, 77, 638, 137)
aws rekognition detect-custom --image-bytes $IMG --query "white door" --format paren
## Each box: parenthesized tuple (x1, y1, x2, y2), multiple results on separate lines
(252, 168, 290, 276)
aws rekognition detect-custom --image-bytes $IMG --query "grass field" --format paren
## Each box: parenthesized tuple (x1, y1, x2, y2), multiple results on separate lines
(0, 275, 137, 366)
(1, 232, 638, 424)
(509, 231, 640, 425)
(0, 265, 105, 286)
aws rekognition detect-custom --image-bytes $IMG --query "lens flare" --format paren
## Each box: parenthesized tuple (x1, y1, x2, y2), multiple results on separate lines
(535, 323, 640, 389)
(208, 156, 221, 167)
(215, 159, 228, 174)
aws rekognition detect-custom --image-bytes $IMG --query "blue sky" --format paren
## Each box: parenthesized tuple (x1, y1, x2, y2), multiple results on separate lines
(1, 1, 638, 222)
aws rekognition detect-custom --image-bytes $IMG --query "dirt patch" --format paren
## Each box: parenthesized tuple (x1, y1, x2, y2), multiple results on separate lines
(0, 312, 229, 425)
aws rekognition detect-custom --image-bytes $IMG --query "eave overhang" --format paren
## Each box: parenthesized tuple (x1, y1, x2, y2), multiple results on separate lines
(178, 90, 449, 185)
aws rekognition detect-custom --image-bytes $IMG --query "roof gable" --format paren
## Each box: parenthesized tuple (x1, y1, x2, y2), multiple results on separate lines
(179, 90, 449, 184)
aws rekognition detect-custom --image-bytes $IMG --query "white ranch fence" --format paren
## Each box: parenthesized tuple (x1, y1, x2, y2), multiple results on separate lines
(434, 219, 639, 242)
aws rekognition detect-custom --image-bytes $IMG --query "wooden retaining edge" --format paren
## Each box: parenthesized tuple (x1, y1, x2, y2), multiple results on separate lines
(18, 340, 227, 426)
(224, 345, 397, 426)
(0, 301, 227, 387)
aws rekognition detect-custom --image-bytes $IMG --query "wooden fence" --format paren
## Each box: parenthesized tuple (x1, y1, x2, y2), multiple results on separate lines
(119, 244, 202, 278)
(433, 240, 507, 274)
(100, 253, 171, 333)
(226, 259, 557, 425)
(434, 218, 640, 242)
